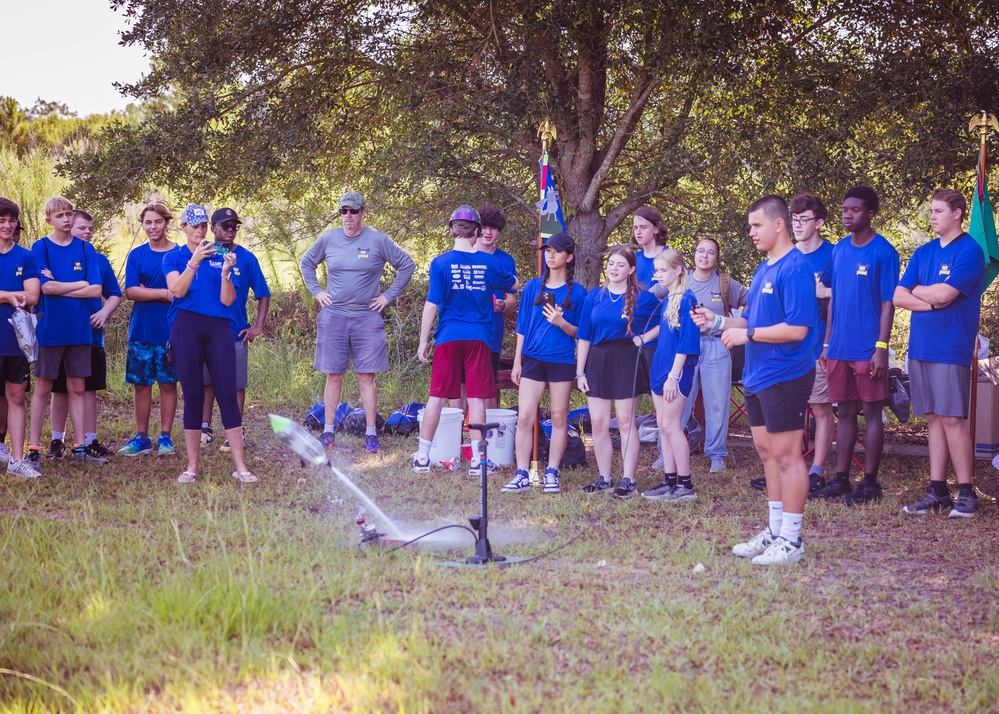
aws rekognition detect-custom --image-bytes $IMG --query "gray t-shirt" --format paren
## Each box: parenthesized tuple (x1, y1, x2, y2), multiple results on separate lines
(687, 271, 748, 336)
(300, 225, 416, 317)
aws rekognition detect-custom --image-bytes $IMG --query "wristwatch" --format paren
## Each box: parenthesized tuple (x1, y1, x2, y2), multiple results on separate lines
(746, 327, 756, 342)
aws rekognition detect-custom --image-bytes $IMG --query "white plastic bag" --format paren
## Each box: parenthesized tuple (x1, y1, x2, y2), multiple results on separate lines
(7, 309, 38, 364)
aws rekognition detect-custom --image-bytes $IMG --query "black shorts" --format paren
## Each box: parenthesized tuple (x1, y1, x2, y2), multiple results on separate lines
(51, 346, 107, 393)
(584, 339, 650, 399)
(521, 355, 576, 383)
(744, 369, 815, 433)
(0, 354, 31, 386)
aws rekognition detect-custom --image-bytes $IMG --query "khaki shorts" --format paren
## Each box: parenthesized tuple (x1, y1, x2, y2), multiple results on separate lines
(808, 360, 829, 404)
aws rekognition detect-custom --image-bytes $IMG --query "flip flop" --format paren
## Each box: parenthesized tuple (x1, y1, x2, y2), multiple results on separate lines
(178, 470, 196, 483)
(231, 471, 257, 483)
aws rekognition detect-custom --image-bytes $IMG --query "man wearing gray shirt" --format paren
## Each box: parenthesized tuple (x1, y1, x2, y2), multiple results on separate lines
(300, 191, 416, 452)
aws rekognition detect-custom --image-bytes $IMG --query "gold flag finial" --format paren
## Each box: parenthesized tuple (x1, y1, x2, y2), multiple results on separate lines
(538, 119, 557, 145)
(969, 111, 999, 140)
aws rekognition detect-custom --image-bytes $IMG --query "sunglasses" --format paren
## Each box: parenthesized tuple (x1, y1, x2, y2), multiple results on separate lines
(214, 222, 240, 231)
(340, 207, 362, 215)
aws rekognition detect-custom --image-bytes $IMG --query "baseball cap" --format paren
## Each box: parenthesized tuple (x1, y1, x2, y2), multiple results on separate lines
(541, 233, 575, 253)
(339, 191, 365, 210)
(211, 207, 241, 225)
(181, 205, 210, 226)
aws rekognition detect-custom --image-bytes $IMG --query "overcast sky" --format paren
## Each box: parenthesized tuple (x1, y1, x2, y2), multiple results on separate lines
(1, 0, 152, 116)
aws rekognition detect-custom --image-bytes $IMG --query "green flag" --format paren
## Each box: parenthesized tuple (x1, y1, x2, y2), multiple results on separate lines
(970, 147, 999, 290)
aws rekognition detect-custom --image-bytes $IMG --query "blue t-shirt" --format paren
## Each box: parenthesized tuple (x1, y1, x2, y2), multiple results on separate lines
(0, 245, 39, 357)
(163, 245, 239, 330)
(427, 249, 517, 346)
(899, 233, 984, 366)
(125, 242, 179, 345)
(227, 246, 271, 342)
(823, 234, 899, 361)
(650, 290, 701, 393)
(515, 277, 588, 365)
(32, 236, 103, 347)
(577, 288, 662, 345)
(488, 248, 517, 353)
(796, 240, 834, 359)
(742, 249, 817, 393)
(88, 251, 122, 348)
(635, 249, 660, 290)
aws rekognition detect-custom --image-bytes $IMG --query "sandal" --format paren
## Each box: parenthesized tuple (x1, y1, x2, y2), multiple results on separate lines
(178, 470, 196, 483)
(231, 470, 257, 483)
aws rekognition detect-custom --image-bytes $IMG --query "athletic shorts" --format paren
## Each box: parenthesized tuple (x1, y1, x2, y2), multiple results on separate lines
(430, 340, 495, 399)
(314, 310, 388, 374)
(35, 344, 91, 381)
(745, 369, 815, 434)
(125, 341, 179, 386)
(652, 363, 696, 399)
(809, 360, 829, 404)
(204, 340, 248, 390)
(583, 339, 650, 400)
(520, 355, 576, 384)
(909, 359, 971, 419)
(52, 346, 107, 393)
(491, 351, 501, 379)
(826, 358, 889, 403)
(0, 354, 30, 385)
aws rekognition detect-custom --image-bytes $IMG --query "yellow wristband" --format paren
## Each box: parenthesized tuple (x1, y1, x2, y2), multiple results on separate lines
(875, 341, 888, 350)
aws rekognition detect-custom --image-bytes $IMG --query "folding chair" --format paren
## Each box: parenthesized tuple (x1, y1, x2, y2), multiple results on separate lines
(729, 381, 749, 427)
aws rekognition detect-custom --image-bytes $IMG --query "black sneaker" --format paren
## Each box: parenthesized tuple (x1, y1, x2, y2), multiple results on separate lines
(72, 443, 109, 465)
(949, 491, 979, 519)
(27, 449, 43, 470)
(88, 440, 114, 458)
(612, 478, 637, 499)
(749, 476, 766, 491)
(902, 486, 953, 515)
(808, 477, 853, 501)
(808, 473, 827, 492)
(842, 480, 882, 506)
(582, 477, 613, 494)
(641, 481, 674, 499)
(46, 439, 65, 460)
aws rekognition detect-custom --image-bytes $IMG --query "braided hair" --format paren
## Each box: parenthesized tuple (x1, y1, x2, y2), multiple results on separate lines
(654, 248, 689, 328)
(603, 246, 642, 336)
(534, 251, 577, 309)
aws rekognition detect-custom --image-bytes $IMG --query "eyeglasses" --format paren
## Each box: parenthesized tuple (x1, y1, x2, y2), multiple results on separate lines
(791, 216, 815, 226)
(214, 222, 240, 231)
(340, 207, 362, 215)
(694, 248, 717, 256)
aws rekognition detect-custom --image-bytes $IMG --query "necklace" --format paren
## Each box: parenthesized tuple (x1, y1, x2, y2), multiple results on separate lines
(608, 290, 624, 303)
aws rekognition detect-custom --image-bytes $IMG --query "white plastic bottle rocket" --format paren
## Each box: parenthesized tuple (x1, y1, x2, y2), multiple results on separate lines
(269, 414, 329, 465)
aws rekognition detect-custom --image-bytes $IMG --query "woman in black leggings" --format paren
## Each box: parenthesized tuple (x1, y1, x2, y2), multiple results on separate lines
(164, 205, 254, 483)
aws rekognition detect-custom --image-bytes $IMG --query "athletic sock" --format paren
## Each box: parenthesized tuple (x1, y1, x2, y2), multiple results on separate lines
(862, 472, 879, 486)
(51, 431, 65, 441)
(365, 426, 377, 437)
(160, 431, 171, 438)
(138, 432, 149, 440)
(324, 424, 335, 434)
(679, 474, 693, 489)
(958, 483, 975, 498)
(835, 471, 850, 483)
(808, 464, 825, 478)
(201, 422, 210, 430)
(930, 480, 950, 498)
(29, 444, 41, 451)
(417, 437, 432, 460)
(85, 433, 97, 445)
(666, 472, 678, 488)
(779, 512, 803, 544)
(768, 501, 783, 538)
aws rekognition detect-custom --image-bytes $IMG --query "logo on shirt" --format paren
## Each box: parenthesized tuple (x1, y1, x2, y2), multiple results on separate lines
(357, 248, 370, 259)
(762, 280, 774, 295)
(15, 265, 22, 276)
(73, 260, 83, 271)
(856, 263, 869, 276)
(710, 291, 722, 303)
(939, 263, 951, 276)
(233, 267, 241, 277)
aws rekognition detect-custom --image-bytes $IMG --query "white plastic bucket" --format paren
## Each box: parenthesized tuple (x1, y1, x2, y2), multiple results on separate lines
(416, 407, 463, 467)
(483, 409, 518, 466)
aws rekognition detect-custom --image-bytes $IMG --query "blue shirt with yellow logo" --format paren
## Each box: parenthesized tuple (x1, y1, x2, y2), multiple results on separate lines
(32, 236, 102, 347)
(0, 244, 40, 356)
(227, 245, 270, 342)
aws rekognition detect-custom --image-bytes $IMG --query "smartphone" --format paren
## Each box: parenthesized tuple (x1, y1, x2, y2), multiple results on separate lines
(213, 242, 230, 255)
(541, 291, 556, 310)
(219, 241, 234, 253)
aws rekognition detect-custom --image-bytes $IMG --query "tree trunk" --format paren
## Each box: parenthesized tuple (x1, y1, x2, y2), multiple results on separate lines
(568, 208, 609, 288)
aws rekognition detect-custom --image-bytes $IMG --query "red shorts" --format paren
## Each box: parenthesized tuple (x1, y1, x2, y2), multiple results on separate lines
(429, 340, 496, 399)
(826, 358, 889, 403)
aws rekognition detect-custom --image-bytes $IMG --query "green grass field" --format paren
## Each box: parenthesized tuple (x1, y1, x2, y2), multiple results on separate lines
(2, 399, 998, 713)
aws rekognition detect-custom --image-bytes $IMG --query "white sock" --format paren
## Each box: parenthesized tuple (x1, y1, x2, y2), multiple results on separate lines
(366, 426, 377, 436)
(52, 431, 65, 441)
(201, 422, 210, 429)
(768, 501, 783, 538)
(85, 433, 97, 445)
(324, 424, 335, 434)
(779, 512, 803, 544)
(417, 437, 432, 459)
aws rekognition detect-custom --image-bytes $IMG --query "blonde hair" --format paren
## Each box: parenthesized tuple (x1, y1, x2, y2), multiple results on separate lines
(654, 248, 689, 329)
(45, 196, 74, 217)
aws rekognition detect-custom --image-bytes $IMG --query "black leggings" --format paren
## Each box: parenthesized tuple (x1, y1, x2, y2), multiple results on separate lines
(171, 310, 241, 431)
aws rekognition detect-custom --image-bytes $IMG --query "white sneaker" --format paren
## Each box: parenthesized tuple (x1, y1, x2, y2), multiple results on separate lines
(7, 458, 41, 479)
(731, 528, 775, 558)
(0, 443, 11, 464)
(751, 536, 805, 565)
